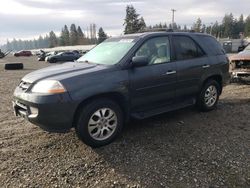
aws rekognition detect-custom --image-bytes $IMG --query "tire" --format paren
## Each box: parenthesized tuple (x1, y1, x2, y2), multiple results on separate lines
(76, 98, 124, 147)
(197, 80, 220, 111)
(4, 63, 23, 70)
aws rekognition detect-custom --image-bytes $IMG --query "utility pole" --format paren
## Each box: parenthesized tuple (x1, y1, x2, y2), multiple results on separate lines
(171, 9, 176, 29)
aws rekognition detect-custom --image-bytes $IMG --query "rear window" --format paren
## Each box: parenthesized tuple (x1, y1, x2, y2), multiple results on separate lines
(196, 35, 225, 55)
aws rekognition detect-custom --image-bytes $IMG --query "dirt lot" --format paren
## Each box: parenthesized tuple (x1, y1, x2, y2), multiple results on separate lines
(0, 56, 249, 188)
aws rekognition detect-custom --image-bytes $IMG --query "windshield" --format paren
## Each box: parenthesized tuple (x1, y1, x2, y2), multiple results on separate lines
(78, 39, 136, 65)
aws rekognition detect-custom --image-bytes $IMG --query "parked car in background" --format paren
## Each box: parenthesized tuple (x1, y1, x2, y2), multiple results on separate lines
(230, 44, 250, 80)
(13, 31, 230, 147)
(14, 50, 32, 57)
(46, 51, 81, 63)
(38, 51, 58, 61)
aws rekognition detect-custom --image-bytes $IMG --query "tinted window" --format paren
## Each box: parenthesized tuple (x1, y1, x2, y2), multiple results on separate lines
(173, 36, 204, 61)
(196, 35, 225, 55)
(135, 37, 171, 65)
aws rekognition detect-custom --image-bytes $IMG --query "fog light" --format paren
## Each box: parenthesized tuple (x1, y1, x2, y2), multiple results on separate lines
(29, 107, 38, 118)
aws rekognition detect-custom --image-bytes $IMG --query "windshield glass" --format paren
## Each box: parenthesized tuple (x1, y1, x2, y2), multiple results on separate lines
(78, 39, 136, 65)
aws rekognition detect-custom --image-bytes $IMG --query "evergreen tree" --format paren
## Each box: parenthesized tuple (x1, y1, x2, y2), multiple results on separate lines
(61, 25, 70, 46)
(237, 14, 245, 33)
(183, 25, 188, 31)
(77, 26, 85, 45)
(49, 31, 58, 48)
(222, 13, 235, 38)
(201, 24, 206, 33)
(193, 18, 202, 32)
(138, 17, 146, 31)
(245, 15, 250, 37)
(59, 28, 66, 46)
(98, 27, 108, 44)
(123, 5, 145, 34)
(70, 24, 78, 45)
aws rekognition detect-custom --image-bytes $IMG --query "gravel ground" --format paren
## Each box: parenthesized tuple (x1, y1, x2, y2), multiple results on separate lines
(0, 56, 249, 188)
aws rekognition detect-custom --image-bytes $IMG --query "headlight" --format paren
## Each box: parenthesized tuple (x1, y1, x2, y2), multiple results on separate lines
(31, 80, 66, 94)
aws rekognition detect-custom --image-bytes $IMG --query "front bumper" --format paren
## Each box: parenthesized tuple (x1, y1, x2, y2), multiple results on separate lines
(231, 70, 250, 78)
(13, 87, 78, 133)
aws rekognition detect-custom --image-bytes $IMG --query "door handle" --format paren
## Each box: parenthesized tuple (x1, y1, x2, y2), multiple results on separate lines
(165, 70, 177, 75)
(202, 64, 210, 68)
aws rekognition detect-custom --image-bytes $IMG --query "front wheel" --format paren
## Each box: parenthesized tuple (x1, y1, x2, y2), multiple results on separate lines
(76, 98, 123, 147)
(197, 80, 220, 111)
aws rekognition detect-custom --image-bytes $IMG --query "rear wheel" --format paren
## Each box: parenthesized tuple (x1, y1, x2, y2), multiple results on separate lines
(197, 80, 220, 111)
(76, 98, 123, 147)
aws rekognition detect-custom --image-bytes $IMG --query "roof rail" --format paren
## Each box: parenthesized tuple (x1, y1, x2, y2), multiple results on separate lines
(138, 28, 171, 33)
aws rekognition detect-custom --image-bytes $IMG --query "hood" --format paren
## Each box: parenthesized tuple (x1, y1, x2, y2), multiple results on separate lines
(22, 62, 108, 83)
(230, 50, 250, 61)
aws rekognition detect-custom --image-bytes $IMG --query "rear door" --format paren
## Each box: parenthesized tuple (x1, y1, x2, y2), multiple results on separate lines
(172, 35, 209, 101)
(129, 36, 177, 113)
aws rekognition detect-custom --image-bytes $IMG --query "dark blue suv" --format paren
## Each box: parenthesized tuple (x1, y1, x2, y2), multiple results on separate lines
(13, 31, 230, 147)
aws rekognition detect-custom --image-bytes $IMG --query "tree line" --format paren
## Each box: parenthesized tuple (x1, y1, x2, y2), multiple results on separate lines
(192, 14, 250, 38)
(123, 5, 250, 39)
(2, 5, 250, 51)
(2, 24, 108, 51)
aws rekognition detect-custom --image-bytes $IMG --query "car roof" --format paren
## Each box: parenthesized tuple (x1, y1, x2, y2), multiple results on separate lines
(113, 31, 211, 40)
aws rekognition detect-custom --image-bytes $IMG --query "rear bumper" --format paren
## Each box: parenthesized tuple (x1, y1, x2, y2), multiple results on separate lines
(13, 88, 78, 133)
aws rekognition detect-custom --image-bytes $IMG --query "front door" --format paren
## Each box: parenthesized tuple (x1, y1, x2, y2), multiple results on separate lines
(129, 36, 177, 113)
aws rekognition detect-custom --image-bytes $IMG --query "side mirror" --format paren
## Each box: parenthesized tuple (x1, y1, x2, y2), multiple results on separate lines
(132, 56, 149, 67)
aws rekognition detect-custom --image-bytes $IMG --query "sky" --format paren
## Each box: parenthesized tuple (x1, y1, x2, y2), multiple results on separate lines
(1, 0, 250, 45)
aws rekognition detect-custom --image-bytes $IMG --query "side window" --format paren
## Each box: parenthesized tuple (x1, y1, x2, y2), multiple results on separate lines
(197, 35, 225, 55)
(173, 36, 204, 61)
(135, 37, 171, 65)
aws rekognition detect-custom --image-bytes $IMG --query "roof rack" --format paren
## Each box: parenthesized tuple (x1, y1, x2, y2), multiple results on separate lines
(139, 28, 172, 33)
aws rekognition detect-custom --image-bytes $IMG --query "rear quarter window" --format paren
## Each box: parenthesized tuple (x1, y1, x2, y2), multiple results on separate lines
(196, 35, 225, 55)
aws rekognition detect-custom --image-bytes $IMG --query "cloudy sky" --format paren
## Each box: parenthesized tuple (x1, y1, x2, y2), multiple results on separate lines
(1, 0, 250, 45)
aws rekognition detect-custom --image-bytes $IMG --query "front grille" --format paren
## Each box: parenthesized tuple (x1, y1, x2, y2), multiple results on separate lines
(235, 60, 250, 69)
(19, 81, 31, 91)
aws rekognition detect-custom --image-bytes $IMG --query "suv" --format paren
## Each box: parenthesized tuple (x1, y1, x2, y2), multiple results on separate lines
(13, 32, 230, 147)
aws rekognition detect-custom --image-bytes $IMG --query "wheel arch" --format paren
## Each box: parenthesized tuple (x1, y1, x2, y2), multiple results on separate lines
(72, 92, 129, 127)
(201, 75, 223, 94)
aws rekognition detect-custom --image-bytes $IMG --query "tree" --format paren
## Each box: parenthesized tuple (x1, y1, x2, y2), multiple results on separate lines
(98, 27, 108, 44)
(193, 18, 202, 32)
(245, 15, 250, 37)
(138, 17, 146, 31)
(60, 25, 70, 46)
(183, 25, 188, 31)
(49, 31, 58, 48)
(77, 26, 85, 45)
(123, 5, 146, 34)
(237, 14, 245, 33)
(70, 24, 78, 45)
(222, 13, 235, 38)
(59, 28, 66, 46)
